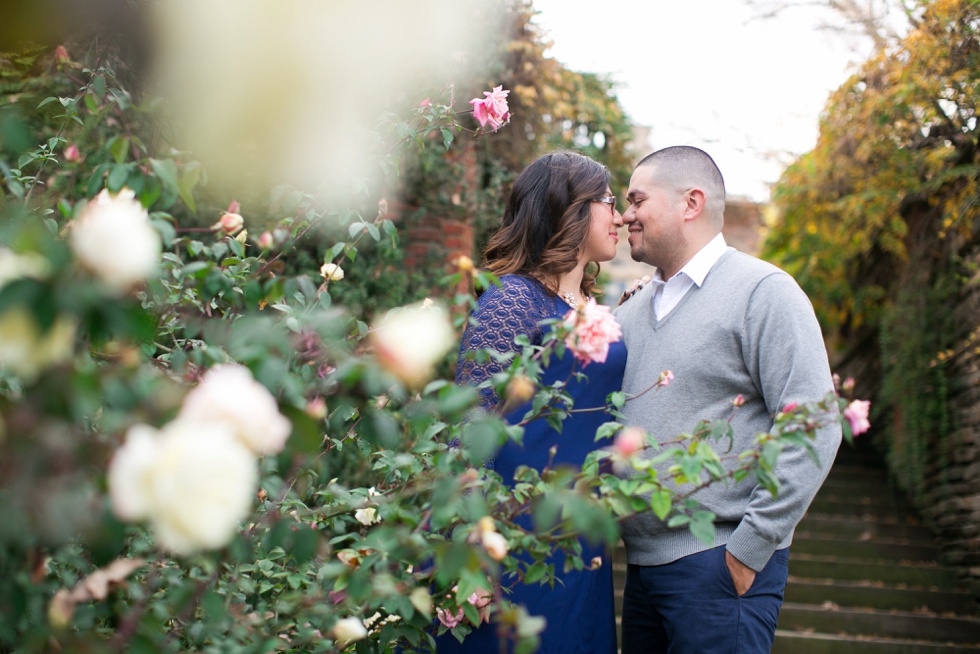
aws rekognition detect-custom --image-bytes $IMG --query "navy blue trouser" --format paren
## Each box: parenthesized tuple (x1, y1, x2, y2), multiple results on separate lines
(620, 546, 789, 654)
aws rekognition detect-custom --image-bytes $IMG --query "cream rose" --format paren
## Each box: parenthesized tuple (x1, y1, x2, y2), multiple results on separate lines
(179, 364, 291, 455)
(354, 507, 379, 526)
(70, 188, 161, 292)
(107, 424, 161, 521)
(332, 616, 368, 643)
(319, 262, 344, 281)
(108, 419, 258, 554)
(481, 530, 508, 561)
(371, 300, 455, 388)
(0, 308, 74, 380)
(0, 248, 49, 287)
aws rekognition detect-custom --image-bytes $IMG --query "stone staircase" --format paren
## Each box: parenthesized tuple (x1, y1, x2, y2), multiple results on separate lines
(613, 440, 980, 652)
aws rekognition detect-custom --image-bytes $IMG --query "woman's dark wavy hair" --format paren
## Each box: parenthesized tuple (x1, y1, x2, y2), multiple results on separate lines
(483, 151, 610, 297)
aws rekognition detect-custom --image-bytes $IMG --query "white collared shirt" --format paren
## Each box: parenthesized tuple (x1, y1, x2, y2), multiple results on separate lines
(649, 233, 729, 320)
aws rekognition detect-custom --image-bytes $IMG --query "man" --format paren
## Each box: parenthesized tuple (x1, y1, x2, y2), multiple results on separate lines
(614, 146, 842, 653)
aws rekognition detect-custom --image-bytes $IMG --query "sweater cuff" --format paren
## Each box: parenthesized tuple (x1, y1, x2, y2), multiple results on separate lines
(726, 523, 777, 572)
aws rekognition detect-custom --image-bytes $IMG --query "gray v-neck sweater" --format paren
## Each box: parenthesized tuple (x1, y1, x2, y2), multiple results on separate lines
(614, 248, 842, 571)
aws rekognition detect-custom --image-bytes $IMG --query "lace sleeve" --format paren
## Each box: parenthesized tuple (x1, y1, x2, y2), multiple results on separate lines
(456, 275, 552, 411)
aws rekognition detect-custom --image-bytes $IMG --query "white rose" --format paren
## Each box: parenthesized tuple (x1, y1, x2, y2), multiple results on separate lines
(481, 530, 508, 561)
(70, 188, 161, 293)
(107, 419, 258, 554)
(179, 364, 291, 455)
(0, 248, 49, 287)
(354, 507, 379, 526)
(332, 616, 368, 643)
(0, 308, 74, 380)
(147, 420, 258, 554)
(319, 262, 344, 281)
(371, 300, 454, 388)
(107, 424, 161, 521)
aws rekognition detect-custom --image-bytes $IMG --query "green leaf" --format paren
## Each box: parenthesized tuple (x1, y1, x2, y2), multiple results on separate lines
(524, 561, 548, 585)
(178, 163, 202, 212)
(178, 261, 211, 279)
(107, 136, 129, 163)
(650, 489, 672, 520)
(608, 391, 627, 408)
(86, 163, 112, 196)
(149, 158, 179, 195)
(689, 511, 716, 545)
(91, 74, 106, 98)
(595, 421, 620, 442)
(106, 163, 130, 192)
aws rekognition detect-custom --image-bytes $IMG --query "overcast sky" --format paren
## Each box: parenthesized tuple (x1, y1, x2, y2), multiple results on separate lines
(532, 0, 877, 201)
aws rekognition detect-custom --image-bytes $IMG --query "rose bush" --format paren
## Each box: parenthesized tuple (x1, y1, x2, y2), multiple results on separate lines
(0, 24, 869, 654)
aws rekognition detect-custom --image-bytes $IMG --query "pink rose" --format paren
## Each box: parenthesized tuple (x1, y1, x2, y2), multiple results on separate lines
(563, 299, 622, 366)
(469, 85, 510, 131)
(212, 211, 244, 235)
(419, 98, 431, 108)
(732, 394, 745, 407)
(658, 370, 674, 387)
(844, 399, 871, 436)
(256, 231, 274, 249)
(64, 144, 81, 162)
(614, 427, 646, 457)
(436, 607, 464, 629)
(467, 588, 493, 624)
(782, 402, 799, 413)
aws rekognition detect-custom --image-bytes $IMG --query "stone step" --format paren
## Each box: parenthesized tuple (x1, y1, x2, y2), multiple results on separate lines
(773, 629, 980, 653)
(791, 535, 942, 561)
(610, 579, 980, 618)
(612, 556, 964, 589)
(807, 497, 917, 518)
(786, 555, 964, 588)
(830, 446, 890, 464)
(796, 515, 934, 541)
(784, 579, 980, 616)
(778, 602, 980, 644)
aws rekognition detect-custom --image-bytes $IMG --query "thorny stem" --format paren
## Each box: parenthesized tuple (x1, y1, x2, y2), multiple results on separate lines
(25, 37, 115, 204)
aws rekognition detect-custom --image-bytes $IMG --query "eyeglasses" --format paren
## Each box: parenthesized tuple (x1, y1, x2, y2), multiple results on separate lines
(592, 195, 617, 214)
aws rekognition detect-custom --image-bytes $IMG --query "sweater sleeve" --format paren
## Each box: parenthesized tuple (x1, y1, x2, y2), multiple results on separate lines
(726, 272, 843, 572)
(455, 276, 550, 411)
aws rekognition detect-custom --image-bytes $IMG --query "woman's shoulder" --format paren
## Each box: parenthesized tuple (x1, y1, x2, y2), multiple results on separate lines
(482, 273, 550, 301)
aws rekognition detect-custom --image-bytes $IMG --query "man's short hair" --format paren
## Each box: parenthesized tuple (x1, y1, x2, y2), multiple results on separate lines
(638, 146, 726, 206)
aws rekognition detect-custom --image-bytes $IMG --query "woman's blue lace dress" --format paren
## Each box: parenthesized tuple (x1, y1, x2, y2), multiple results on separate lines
(434, 274, 626, 654)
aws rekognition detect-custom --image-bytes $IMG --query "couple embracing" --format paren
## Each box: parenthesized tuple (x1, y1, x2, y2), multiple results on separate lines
(435, 147, 842, 654)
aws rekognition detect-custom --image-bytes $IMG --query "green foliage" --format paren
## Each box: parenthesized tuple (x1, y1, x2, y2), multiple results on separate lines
(762, 0, 979, 335)
(761, 0, 978, 503)
(878, 255, 958, 496)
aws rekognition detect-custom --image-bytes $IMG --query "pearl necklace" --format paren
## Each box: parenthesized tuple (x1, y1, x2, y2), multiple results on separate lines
(560, 289, 580, 309)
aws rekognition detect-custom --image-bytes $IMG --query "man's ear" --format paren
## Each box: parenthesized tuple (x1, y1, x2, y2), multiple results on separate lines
(683, 188, 706, 221)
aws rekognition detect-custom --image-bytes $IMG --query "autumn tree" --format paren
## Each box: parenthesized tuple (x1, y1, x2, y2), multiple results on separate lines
(762, 0, 978, 496)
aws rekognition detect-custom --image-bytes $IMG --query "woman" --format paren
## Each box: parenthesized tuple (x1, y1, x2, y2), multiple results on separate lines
(437, 151, 626, 653)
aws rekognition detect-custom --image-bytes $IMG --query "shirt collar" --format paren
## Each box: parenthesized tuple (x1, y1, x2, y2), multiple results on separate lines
(667, 233, 728, 288)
